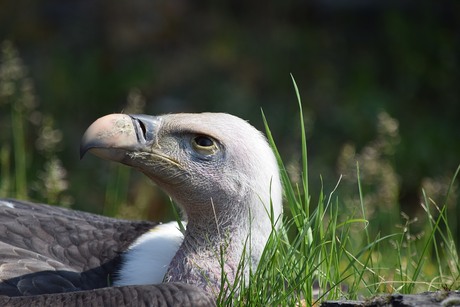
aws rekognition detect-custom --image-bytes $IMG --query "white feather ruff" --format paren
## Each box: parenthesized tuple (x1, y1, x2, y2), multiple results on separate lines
(114, 221, 185, 286)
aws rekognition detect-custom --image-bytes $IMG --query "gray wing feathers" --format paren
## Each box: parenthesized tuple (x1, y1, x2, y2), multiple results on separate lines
(0, 199, 155, 296)
(0, 283, 215, 307)
(0, 200, 214, 305)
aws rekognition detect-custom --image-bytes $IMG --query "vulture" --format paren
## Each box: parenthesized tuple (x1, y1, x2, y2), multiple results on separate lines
(0, 113, 282, 306)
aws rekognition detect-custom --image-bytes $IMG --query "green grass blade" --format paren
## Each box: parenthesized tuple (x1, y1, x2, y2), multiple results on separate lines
(11, 104, 27, 199)
(290, 74, 309, 210)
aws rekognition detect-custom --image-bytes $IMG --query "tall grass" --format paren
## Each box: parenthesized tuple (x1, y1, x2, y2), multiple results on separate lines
(218, 77, 460, 306)
(0, 41, 30, 199)
(0, 41, 73, 206)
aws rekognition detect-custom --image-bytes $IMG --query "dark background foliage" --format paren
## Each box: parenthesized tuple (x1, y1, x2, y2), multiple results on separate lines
(0, 1, 459, 227)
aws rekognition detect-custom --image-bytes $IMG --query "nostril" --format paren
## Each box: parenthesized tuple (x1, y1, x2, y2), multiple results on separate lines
(129, 114, 159, 144)
(131, 118, 147, 143)
(138, 119, 147, 139)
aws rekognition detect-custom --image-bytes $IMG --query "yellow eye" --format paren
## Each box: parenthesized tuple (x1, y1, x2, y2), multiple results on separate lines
(192, 135, 218, 155)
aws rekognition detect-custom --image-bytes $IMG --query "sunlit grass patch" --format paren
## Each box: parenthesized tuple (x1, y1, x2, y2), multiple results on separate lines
(219, 77, 460, 306)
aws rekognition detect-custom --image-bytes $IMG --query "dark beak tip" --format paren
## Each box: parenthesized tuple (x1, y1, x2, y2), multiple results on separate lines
(79, 148, 86, 160)
(79, 144, 89, 160)
(80, 137, 96, 160)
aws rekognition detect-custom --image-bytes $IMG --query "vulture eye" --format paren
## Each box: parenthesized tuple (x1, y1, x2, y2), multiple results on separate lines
(192, 135, 218, 156)
(194, 136, 213, 147)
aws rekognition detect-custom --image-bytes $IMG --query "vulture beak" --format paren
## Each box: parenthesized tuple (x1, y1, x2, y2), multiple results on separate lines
(80, 114, 160, 162)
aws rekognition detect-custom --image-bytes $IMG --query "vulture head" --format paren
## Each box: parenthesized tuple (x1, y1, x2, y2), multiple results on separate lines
(81, 113, 282, 295)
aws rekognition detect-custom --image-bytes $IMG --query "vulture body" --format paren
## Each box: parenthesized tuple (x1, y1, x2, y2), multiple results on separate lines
(0, 113, 282, 306)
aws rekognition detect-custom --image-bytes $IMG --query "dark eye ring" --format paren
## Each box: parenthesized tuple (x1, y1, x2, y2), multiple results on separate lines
(194, 135, 214, 147)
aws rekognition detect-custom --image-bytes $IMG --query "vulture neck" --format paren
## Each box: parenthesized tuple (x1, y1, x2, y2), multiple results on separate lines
(165, 197, 266, 297)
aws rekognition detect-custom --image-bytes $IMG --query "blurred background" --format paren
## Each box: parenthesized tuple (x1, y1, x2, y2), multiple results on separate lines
(0, 1, 459, 237)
